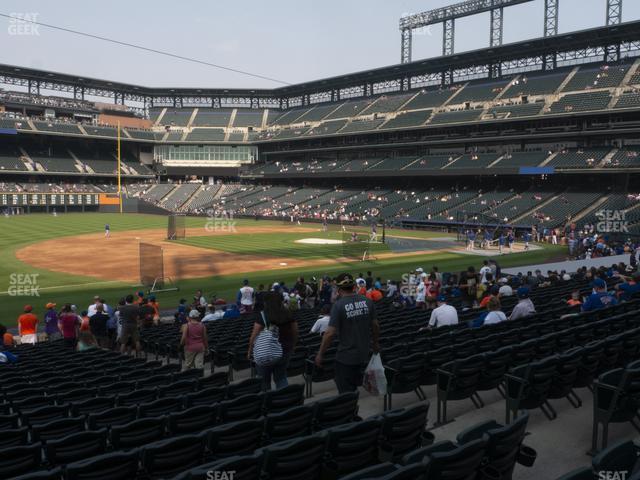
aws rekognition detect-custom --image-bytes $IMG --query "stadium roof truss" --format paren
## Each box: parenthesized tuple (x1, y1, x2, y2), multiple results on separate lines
(399, 0, 625, 63)
(0, 21, 639, 115)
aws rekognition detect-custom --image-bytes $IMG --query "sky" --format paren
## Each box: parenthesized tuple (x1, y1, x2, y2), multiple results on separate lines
(1, 0, 639, 90)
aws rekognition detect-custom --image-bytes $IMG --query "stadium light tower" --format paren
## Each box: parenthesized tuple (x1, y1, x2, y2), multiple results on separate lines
(399, 0, 536, 63)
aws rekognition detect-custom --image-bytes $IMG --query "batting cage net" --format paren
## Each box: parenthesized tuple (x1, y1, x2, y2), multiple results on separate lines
(167, 214, 186, 240)
(139, 243, 164, 288)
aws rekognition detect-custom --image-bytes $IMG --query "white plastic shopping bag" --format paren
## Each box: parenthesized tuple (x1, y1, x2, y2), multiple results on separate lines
(363, 353, 387, 396)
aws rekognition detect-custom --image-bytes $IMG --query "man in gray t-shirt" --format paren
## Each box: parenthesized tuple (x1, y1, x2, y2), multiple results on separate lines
(315, 273, 379, 393)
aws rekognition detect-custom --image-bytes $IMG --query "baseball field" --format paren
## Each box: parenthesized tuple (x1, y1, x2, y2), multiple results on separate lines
(0, 212, 564, 319)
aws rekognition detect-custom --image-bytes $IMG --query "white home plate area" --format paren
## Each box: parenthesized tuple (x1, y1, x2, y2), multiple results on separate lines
(294, 238, 345, 245)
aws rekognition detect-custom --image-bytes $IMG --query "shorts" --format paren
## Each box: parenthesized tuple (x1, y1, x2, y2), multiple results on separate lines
(334, 361, 366, 394)
(21, 334, 37, 344)
(120, 325, 140, 345)
(184, 349, 205, 369)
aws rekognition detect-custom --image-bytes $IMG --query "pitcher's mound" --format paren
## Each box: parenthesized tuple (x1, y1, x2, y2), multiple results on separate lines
(295, 238, 344, 245)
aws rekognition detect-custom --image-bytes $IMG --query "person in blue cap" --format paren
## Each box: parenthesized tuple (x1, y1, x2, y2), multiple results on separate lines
(582, 278, 618, 311)
(466, 230, 476, 251)
(616, 272, 640, 301)
(509, 287, 536, 320)
(420, 294, 458, 331)
(484, 229, 493, 250)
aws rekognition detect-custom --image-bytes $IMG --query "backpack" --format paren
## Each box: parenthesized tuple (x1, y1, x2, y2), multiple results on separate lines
(253, 312, 283, 367)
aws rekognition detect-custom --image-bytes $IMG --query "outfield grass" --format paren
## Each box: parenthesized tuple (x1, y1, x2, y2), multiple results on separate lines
(0, 213, 564, 322)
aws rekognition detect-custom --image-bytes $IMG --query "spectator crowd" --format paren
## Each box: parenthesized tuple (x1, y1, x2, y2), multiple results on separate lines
(3, 256, 640, 392)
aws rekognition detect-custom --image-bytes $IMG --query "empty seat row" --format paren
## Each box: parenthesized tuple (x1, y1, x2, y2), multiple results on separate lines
(174, 411, 534, 480)
(0, 392, 362, 479)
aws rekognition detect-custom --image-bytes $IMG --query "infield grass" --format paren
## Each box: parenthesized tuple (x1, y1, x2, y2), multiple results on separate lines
(178, 231, 391, 259)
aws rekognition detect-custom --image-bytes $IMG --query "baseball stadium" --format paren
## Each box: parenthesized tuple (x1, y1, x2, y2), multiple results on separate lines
(2, 1, 640, 479)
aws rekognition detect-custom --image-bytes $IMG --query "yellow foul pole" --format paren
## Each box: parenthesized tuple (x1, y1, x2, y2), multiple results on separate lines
(117, 122, 122, 214)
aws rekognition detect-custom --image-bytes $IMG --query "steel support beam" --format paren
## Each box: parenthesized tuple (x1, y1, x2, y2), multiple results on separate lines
(605, 0, 622, 61)
(490, 61, 501, 78)
(28, 80, 39, 96)
(606, 0, 622, 25)
(73, 86, 84, 101)
(402, 76, 411, 91)
(490, 7, 504, 47)
(401, 28, 412, 64)
(443, 18, 455, 56)
(544, 0, 559, 37)
(604, 43, 621, 62)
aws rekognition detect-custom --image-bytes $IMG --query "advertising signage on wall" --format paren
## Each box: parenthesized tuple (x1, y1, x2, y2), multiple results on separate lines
(0, 193, 100, 206)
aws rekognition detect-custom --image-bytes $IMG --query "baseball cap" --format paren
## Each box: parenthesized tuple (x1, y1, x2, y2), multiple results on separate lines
(517, 287, 530, 299)
(188, 310, 200, 319)
(416, 267, 424, 273)
(336, 273, 355, 289)
(45, 302, 56, 309)
(592, 278, 606, 289)
(490, 285, 501, 295)
(23, 305, 33, 313)
(271, 282, 280, 290)
(437, 294, 447, 302)
(498, 277, 508, 284)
